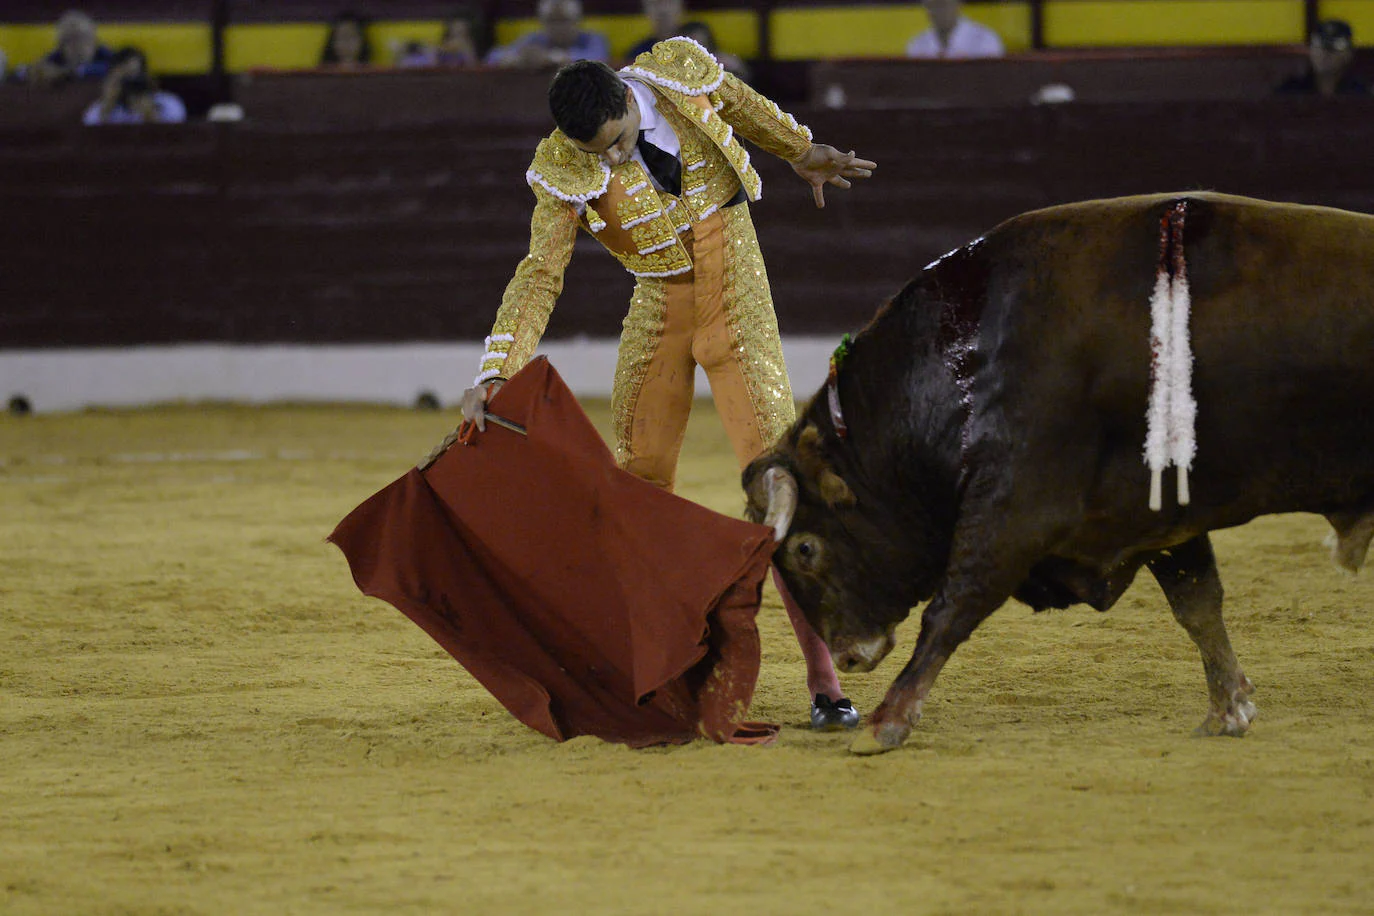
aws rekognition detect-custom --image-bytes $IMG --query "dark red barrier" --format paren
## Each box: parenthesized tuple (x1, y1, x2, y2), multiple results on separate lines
(232, 67, 553, 128)
(3, 71, 1373, 348)
(810, 48, 1315, 109)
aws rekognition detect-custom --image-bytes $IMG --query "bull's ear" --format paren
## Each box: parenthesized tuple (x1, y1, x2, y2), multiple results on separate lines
(818, 469, 856, 507)
(795, 424, 826, 479)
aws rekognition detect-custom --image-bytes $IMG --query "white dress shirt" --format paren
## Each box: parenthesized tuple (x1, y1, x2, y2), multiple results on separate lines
(624, 77, 680, 191)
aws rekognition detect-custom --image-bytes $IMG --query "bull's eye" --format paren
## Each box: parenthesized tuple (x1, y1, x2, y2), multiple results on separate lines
(788, 534, 824, 573)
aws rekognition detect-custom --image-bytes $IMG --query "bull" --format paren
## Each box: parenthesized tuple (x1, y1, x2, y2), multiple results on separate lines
(744, 192, 1374, 754)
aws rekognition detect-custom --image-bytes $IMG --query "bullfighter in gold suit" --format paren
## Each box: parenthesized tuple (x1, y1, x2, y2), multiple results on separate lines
(461, 37, 876, 729)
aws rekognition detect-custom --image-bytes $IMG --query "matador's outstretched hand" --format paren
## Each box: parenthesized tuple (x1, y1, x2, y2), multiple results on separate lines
(790, 144, 877, 209)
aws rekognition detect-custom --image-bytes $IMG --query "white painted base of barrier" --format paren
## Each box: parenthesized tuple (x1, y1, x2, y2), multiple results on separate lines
(0, 338, 842, 413)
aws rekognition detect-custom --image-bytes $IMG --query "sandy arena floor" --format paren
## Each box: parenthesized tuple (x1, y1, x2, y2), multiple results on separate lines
(2, 400, 1372, 915)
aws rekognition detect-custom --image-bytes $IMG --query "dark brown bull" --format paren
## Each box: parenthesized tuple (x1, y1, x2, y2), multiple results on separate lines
(744, 192, 1374, 754)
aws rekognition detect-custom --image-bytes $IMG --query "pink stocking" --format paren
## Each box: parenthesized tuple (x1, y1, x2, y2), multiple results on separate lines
(772, 568, 844, 700)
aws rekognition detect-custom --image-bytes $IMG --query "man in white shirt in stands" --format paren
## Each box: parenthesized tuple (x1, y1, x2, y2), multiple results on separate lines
(906, 0, 1005, 59)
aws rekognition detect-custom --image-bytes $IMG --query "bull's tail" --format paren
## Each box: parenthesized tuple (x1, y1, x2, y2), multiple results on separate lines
(1145, 199, 1196, 511)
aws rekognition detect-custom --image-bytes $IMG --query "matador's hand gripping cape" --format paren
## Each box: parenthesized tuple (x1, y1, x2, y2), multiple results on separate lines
(329, 358, 779, 747)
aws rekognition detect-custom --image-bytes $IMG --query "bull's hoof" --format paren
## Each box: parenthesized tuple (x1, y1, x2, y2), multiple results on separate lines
(1194, 693, 1258, 738)
(848, 720, 910, 756)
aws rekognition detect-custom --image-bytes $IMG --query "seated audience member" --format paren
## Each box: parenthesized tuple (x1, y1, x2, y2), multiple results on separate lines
(320, 11, 373, 68)
(83, 66, 186, 125)
(396, 5, 486, 67)
(1275, 19, 1369, 97)
(436, 6, 488, 64)
(394, 41, 434, 67)
(906, 0, 1004, 59)
(24, 10, 115, 86)
(624, 0, 696, 59)
(623, 1, 749, 78)
(106, 45, 149, 82)
(486, 0, 609, 68)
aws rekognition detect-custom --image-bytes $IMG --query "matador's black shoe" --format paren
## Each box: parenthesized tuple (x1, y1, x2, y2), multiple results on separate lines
(810, 694, 861, 731)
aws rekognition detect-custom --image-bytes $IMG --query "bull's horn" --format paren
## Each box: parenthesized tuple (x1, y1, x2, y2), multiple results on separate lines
(762, 466, 798, 543)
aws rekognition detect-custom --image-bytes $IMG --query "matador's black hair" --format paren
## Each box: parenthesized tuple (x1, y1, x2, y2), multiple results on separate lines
(547, 60, 629, 142)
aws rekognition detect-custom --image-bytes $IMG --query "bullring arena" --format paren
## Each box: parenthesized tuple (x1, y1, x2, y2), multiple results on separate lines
(4, 1, 1374, 913)
(4, 402, 1374, 913)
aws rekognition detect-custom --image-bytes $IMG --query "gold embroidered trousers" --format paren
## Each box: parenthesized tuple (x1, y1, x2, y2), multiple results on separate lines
(612, 204, 795, 491)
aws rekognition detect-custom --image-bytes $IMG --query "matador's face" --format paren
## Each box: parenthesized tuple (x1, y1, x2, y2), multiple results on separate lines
(569, 90, 642, 167)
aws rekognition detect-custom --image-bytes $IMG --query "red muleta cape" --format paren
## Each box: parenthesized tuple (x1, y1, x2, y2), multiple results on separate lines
(328, 357, 779, 747)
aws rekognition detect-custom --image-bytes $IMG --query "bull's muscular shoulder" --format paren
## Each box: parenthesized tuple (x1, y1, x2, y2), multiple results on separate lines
(622, 36, 725, 97)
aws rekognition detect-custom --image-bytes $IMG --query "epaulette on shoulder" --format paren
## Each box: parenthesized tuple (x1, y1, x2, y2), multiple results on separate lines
(524, 130, 611, 204)
(622, 36, 725, 97)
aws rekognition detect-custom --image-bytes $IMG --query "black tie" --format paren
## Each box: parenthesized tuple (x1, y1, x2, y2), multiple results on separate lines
(636, 130, 682, 197)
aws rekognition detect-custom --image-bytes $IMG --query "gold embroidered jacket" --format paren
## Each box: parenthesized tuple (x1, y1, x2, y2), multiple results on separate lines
(475, 36, 814, 386)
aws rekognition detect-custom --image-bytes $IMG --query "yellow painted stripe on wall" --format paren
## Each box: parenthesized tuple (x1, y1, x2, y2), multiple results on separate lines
(691, 11, 761, 59)
(0, 22, 210, 73)
(0, 25, 57, 64)
(769, 4, 1031, 60)
(494, 11, 760, 61)
(228, 21, 468, 70)
(1320, 0, 1374, 46)
(1044, 0, 1305, 46)
(225, 23, 328, 71)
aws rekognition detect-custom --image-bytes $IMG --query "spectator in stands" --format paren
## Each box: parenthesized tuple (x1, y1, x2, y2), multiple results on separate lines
(396, 5, 487, 67)
(107, 45, 149, 81)
(624, 0, 696, 60)
(394, 41, 433, 68)
(624, 1, 750, 79)
(24, 10, 115, 86)
(320, 11, 374, 69)
(905, 0, 1004, 59)
(83, 54, 187, 125)
(436, 6, 488, 64)
(1276, 19, 1369, 97)
(486, 0, 609, 68)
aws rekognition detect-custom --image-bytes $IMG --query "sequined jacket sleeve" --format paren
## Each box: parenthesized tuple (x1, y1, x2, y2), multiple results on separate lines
(474, 186, 580, 385)
(712, 72, 813, 164)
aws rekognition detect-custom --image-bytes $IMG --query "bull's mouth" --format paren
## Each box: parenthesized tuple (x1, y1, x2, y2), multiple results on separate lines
(829, 628, 897, 674)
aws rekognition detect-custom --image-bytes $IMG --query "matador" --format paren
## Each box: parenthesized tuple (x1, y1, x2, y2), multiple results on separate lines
(460, 37, 876, 729)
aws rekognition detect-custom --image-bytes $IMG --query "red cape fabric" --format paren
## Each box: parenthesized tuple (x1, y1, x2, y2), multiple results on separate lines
(328, 357, 779, 747)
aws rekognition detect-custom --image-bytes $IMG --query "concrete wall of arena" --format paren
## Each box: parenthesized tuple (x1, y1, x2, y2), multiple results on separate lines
(0, 342, 845, 413)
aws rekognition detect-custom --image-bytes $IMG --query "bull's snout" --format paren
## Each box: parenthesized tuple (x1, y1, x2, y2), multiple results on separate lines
(830, 629, 897, 674)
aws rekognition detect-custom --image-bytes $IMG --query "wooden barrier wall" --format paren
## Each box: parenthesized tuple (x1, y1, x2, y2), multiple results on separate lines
(3, 64, 1373, 349)
(810, 48, 1314, 108)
